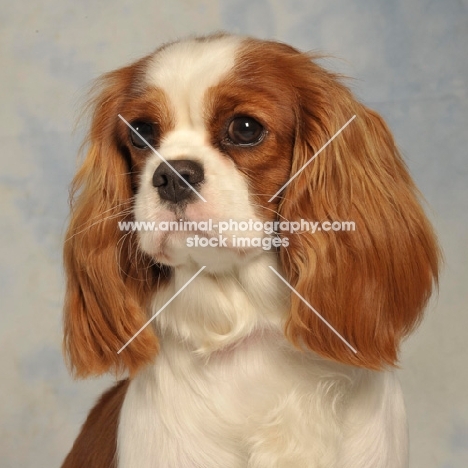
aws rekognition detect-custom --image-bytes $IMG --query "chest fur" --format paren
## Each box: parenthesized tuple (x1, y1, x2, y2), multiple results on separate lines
(117, 333, 352, 468)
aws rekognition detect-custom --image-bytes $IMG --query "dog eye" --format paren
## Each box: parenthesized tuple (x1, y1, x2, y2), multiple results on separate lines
(227, 116, 264, 146)
(129, 121, 156, 149)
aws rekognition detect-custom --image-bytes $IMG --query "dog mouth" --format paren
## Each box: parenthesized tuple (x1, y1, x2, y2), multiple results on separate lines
(135, 204, 282, 268)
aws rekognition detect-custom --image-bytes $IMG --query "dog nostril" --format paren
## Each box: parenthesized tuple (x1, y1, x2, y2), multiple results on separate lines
(152, 159, 204, 203)
(180, 168, 203, 185)
(153, 173, 168, 188)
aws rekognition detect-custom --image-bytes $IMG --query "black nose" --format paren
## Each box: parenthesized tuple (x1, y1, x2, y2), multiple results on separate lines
(152, 159, 204, 203)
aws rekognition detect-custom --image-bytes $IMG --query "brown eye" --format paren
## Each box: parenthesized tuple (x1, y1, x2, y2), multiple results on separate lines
(227, 116, 265, 146)
(129, 121, 156, 149)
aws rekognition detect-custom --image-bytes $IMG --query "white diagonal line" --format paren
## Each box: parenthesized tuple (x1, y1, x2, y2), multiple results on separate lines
(117, 266, 206, 354)
(118, 114, 207, 202)
(268, 266, 358, 354)
(268, 115, 356, 202)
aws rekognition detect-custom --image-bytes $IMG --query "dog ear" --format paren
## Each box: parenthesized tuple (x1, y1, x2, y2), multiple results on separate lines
(279, 67, 439, 369)
(63, 65, 164, 377)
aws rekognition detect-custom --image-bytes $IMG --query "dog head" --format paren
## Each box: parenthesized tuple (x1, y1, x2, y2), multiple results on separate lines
(64, 34, 439, 376)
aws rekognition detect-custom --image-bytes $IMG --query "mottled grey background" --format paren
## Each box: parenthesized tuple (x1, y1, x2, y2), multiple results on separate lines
(0, 1, 466, 467)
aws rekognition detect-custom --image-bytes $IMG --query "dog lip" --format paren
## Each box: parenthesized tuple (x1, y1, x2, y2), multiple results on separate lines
(163, 229, 264, 254)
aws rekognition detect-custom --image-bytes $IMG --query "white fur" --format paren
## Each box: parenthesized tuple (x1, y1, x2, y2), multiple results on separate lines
(118, 257, 408, 467)
(118, 36, 409, 468)
(136, 36, 266, 272)
(145, 35, 243, 130)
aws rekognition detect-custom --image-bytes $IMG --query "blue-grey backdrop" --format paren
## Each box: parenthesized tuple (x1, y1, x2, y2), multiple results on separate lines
(0, 1, 466, 466)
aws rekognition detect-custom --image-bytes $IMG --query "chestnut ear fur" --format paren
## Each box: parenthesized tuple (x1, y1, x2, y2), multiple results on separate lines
(64, 38, 439, 377)
(279, 58, 440, 369)
(63, 64, 166, 377)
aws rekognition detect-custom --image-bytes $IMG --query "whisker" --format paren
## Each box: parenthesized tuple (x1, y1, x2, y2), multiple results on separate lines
(65, 206, 135, 243)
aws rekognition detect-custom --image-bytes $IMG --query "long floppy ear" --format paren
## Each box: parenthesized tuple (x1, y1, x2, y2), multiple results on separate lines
(280, 63, 440, 370)
(64, 65, 164, 377)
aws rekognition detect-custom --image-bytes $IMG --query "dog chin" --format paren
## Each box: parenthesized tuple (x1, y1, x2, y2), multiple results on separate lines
(153, 235, 265, 272)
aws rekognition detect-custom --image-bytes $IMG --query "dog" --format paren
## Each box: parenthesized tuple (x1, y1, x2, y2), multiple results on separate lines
(61, 33, 439, 467)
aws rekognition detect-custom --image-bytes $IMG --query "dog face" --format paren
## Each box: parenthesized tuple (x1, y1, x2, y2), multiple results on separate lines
(63, 34, 439, 376)
(123, 35, 295, 271)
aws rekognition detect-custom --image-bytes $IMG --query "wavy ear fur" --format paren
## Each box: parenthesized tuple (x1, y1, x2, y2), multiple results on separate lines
(280, 61, 440, 369)
(64, 64, 165, 377)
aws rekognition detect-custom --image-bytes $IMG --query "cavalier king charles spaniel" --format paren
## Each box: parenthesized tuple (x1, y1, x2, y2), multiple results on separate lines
(61, 34, 439, 468)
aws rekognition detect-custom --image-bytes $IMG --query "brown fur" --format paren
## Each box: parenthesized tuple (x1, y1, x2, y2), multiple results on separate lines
(205, 38, 440, 369)
(64, 36, 440, 376)
(61, 380, 128, 468)
(63, 59, 171, 378)
(62, 34, 440, 465)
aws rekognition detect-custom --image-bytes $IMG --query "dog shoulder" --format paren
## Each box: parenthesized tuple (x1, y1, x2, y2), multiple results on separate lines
(61, 380, 129, 468)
